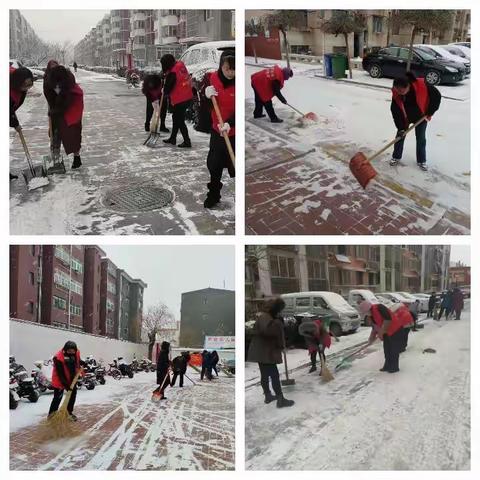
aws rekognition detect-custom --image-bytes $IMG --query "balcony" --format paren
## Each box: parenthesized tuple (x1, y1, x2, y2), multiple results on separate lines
(132, 28, 146, 38)
(159, 36, 178, 45)
(161, 15, 179, 27)
(132, 12, 147, 22)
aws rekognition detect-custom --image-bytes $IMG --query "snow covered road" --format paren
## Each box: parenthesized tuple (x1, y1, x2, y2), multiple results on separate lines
(10, 69, 234, 235)
(245, 61, 470, 235)
(10, 370, 235, 470)
(245, 307, 470, 470)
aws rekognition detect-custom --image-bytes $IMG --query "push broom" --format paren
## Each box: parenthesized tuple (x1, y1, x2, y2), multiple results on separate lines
(319, 352, 334, 382)
(35, 371, 83, 443)
(349, 116, 427, 189)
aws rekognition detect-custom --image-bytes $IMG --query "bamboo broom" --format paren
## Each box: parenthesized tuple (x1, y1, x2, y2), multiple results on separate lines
(320, 353, 334, 383)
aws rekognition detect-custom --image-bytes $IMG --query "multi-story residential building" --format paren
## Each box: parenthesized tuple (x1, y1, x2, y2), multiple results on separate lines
(179, 288, 235, 348)
(10, 245, 147, 343)
(154, 10, 186, 59)
(110, 9, 131, 68)
(182, 10, 234, 46)
(9, 10, 44, 62)
(448, 264, 471, 287)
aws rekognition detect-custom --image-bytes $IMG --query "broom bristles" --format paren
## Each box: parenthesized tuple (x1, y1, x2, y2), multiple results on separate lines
(321, 366, 335, 382)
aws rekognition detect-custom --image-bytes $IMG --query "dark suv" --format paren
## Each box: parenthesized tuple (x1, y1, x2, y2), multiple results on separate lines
(362, 46, 466, 85)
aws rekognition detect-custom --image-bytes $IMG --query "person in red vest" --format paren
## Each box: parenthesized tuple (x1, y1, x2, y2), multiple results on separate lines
(48, 341, 83, 421)
(391, 303, 415, 353)
(303, 317, 337, 375)
(251, 65, 293, 123)
(161, 54, 193, 148)
(359, 300, 411, 373)
(390, 71, 441, 170)
(203, 50, 235, 208)
(10, 66, 34, 180)
(44, 64, 84, 169)
(141, 73, 169, 133)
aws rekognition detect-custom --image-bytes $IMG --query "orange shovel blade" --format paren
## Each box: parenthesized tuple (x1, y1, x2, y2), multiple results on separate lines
(349, 152, 377, 189)
(304, 112, 318, 122)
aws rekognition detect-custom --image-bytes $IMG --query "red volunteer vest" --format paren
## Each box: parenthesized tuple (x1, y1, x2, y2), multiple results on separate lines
(51, 349, 81, 389)
(209, 71, 235, 137)
(314, 319, 332, 348)
(169, 61, 193, 106)
(64, 84, 84, 126)
(10, 66, 23, 109)
(251, 65, 285, 103)
(371, 304, 407, 337)
(392, 78, 429, 128)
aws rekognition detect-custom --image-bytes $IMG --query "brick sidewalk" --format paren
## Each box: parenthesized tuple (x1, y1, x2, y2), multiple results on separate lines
(10, 376, 234, 471)
(10, 71, 234, 235)
(245, 105, 469, 235)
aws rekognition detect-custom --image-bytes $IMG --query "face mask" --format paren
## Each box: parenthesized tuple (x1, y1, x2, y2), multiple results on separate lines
(54, 85, 61, 95)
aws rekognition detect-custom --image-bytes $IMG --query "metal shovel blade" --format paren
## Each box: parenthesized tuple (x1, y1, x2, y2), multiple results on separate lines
(22, 164, 47, 186)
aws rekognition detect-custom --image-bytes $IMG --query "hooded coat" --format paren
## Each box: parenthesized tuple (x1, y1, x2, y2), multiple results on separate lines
(156, 341, 171, 385)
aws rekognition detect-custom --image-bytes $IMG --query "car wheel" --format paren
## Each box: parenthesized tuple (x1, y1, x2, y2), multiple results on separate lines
(330, 322, 342, 337)
(369, 64, 383, 79)
(425, 70, 441, 86)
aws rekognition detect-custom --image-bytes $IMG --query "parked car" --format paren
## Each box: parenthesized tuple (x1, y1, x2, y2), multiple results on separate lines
(362, 46, 466, 85)
(9, 59, 44, 81)
(459, 286, 471, 298)
(178, 40, 235, 128)
(347, 289, 392, 324)
(449, 42, 470, 49)
(281, 291, 361, 337)
(414, 44, 470, 75)
(441, 44, 471, 60)
(377, 292, 414, 306)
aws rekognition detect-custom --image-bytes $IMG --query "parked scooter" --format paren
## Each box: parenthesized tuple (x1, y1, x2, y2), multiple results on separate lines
(31, 360, 54, 393)
(10, 365, 39, 403)
(84, 363, 106, 385)
(77, 370, 96, 390)
(9, 378, 20, 409)
(117, 357, 134, 378)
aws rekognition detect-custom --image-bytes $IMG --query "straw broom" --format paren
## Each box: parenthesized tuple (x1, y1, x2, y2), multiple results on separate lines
(320, 353, 334, 383)
(34, 371, 83, 443)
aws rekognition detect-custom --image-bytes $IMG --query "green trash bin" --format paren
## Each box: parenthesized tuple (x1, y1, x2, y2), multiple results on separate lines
(331, 54, 348, 79)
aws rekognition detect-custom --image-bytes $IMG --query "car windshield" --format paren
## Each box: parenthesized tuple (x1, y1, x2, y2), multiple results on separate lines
(415, 48, 436, 61)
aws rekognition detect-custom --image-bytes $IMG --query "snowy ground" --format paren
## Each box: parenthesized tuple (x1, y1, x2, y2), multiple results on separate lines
(245, 306, 470, 470)
(10, 69, 234, 235)
(245, 60, 470, 234)
(10, 369, 235, 470)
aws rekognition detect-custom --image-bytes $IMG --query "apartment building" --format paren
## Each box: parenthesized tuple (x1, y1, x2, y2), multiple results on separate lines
(10, 245, 147, 343)
(9, 10, 43, 61)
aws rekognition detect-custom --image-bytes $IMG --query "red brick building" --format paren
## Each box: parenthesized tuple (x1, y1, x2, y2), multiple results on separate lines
(10, 245, 147, 342)
(449, 265, 471, 287)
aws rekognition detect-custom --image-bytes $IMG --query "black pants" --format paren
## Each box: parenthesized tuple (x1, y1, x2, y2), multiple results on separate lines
(427, 306, 434, 318)
(382, 329, 403, 372)
(400, 327, 411, 352)
(253, 87, 277, 121)
(455, 308, 462, 320)
(145, 98, 167, 130)
(206, 131, 235, 201)
(258, 363, 282, 397)
(171, 371, 184, 387)
(170, 101, 190, 142)
(310, 349, 326, 368)
(212, 363, 219, 376)
(48, 386, 77, 415)
(201, 366, 212, 380)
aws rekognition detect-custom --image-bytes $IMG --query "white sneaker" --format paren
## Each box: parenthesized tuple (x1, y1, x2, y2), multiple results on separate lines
(418, 163, 428, 171)
(390, 158, 399, 166)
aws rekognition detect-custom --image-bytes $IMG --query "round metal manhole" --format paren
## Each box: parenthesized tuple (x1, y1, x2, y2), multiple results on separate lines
(103, 185, 175, 213)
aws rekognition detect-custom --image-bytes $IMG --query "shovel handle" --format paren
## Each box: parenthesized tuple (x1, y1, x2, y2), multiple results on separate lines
(286, 103, 306, 117)
(17, 128, 36, 176)
(211, 96, 235, 168)
(368, 116, 427, 163)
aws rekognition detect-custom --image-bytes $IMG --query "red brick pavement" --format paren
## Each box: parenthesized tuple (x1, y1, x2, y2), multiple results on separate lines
(10, 376, 234, 471)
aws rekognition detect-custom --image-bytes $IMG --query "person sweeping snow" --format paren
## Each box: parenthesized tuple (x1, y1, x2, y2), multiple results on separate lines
(251, 65, 293, 123)
(10, 66, 34, 180)
(389, 72, 441, 170)
(43, 64, 84, 169)
(203, 50, 235, 209)
(142, 73, 169, 133)
(161, 54, 193, 148)
(359, 300, 411, 373)
(48, 341, 83, 421)
(171, 351, 191, 387)
(154, 341, 171, 400)
(303, 317, 337, 375)
(247, 298, 294, 408)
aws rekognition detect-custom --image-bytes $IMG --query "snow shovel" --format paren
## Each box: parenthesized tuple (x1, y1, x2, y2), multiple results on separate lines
(349, 115, 428, 189)
(17, 128, 49, 190)
(334, 342, 372, 372)
(286, 102, 318, 122)
(281, 350, 295, 386)
(211, 96, 235, 170)
(319, 353, 334, 382)
(45, 118, 66, 175)
(144, 94, 164, 148)
(35, 371, 83, 442)
(152, 367, 171, 402)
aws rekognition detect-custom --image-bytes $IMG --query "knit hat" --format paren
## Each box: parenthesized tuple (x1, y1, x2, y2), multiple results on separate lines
(282, 67, 293, 80)
(358, 300, 372, 316)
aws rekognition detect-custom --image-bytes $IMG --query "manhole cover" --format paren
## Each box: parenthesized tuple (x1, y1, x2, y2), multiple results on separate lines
(103, 185, 174, 213)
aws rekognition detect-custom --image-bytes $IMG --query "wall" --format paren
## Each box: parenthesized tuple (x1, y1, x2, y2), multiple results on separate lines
(245, 34, 282, 60)
(10, 319, 148, 371)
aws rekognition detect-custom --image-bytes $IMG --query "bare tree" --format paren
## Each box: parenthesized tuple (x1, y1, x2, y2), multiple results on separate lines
(322, 10, 366, 79)
(391, 10, 455, 71)
(142, 302, 176, 359)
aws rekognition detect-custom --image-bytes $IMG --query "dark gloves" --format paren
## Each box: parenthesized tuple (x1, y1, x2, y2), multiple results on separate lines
(397, 130, 406, 138)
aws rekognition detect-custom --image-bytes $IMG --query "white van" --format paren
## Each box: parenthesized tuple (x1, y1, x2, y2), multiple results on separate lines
(347, 289, 386, 325)
(281, 291, 361, 337)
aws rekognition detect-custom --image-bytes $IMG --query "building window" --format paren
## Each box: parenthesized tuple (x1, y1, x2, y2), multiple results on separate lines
(27, 302, 34, 314)
(53, 295, 67, 310)
(356, 271, 364, 285)
(54, 269, 71, 290)
(55, 246, 71, 265)
(107, 281, 116, 295)
(203, 297, 208, 305)
(28, 271, 35, 285)
(70, 280, 83, 296)
(269, 255, 296, 278)
(308, 260, 326, 279)
(204, 10, 214, 21)
(71, 257, 83, 273)
(338, 245, 347, 255)
(70, 303, 81, 316)
(162, 26, 177, 37)
(107, 299, 115, 312)
(372, 15, 383, 33)
(202, 314, 208, 322)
